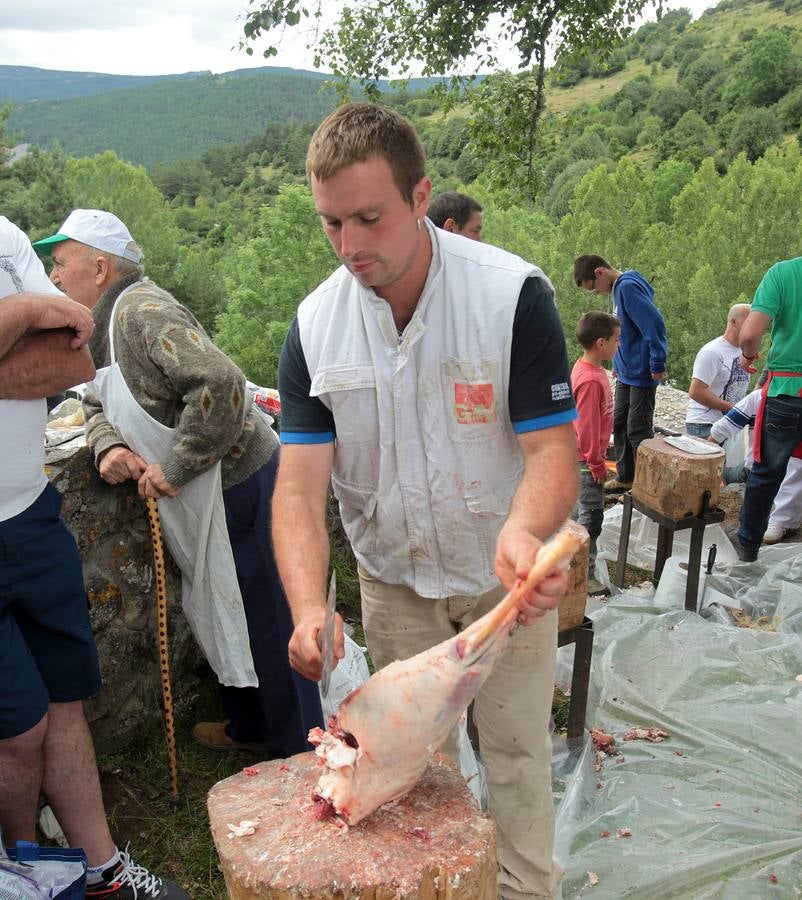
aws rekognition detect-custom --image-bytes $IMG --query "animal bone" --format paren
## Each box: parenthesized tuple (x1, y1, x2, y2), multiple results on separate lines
(309, 522, 588, 825)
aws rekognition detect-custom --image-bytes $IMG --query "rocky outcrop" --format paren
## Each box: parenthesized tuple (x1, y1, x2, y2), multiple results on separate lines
(46, 432, 209, 754)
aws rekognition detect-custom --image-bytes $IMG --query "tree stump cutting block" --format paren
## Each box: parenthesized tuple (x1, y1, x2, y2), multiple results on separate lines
(208, 751, 497, 899)
(632, 437, 725, 519)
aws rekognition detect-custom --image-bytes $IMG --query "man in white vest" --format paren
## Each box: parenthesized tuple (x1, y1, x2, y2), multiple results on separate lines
(273, 103, 578, 900)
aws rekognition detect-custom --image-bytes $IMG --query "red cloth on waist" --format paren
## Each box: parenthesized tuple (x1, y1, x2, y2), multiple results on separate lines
(752, 370, 802, 464)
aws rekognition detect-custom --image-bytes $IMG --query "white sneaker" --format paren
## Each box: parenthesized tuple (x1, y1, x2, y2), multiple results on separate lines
(763, 523, 786, 544)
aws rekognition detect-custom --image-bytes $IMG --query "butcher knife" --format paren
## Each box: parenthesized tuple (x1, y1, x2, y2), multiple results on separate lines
(699, 543, 717, 607)
(318, 570, 337, 697)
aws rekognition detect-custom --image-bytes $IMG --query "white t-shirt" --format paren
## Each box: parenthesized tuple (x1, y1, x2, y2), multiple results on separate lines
(686, 335, 750, 425)
(0, 216, 64, 521)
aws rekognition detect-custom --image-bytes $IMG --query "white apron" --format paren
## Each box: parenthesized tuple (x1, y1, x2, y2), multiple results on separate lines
(88, 285, 257, 687)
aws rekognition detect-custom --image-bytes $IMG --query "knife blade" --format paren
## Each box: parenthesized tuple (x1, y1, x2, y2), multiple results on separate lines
(699, 543, 717, 608)
(318, 570, 336, 697)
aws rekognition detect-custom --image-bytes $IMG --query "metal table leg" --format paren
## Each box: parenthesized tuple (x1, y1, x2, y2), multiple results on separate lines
(566, 618, 594, 744)
(615, 493, 633, 588)
(685, 519, 705, 612)
(654, 525, 675, 581)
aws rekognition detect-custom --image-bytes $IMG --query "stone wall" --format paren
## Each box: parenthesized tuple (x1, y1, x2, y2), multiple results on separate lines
(46, 435, 210, 754)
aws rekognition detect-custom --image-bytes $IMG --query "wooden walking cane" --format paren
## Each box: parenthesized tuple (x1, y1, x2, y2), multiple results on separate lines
(144, 497, 180, 810)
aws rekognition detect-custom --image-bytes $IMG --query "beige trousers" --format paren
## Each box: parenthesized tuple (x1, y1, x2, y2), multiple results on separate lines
(359, 567, 561, 899)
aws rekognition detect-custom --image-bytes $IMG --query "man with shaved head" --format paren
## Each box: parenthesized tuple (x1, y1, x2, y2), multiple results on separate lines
(685, 303, 752, 439)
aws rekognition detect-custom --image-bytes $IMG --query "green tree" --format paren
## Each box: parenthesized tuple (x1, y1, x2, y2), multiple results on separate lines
(543, 159, 601, 222)
(646, 158, 695, 224)
(656, 110, 718, 166)
(723, 30, 797, 107)
(0, 146, 73, 236)
(517, 146, 802, 388)
(214, 184, 338, 385)
(679, 51, 725, 97)
(0, 103, 16, 169)
(777, 84, 802, 129)
(242, 0, 660, 198)
(650, 85, 694, 129)
(726, 107, 783, 162)
(65, 152, 186, 301)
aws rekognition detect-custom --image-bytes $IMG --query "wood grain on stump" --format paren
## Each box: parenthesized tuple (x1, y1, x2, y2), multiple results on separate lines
(632, 437, 725, 519)
(208, 752, 496, 899)
(560, 539, 589, 632)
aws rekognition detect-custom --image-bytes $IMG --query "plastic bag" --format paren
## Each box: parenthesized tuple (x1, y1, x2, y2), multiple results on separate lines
(456, 716, 488, 809)
(1, 843, 86, 899)
(319, 633, 372, 721)
(723, 428, 749, 481)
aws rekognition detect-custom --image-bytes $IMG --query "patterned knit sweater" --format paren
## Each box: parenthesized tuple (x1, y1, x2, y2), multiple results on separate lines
(83, 275, 277, 489)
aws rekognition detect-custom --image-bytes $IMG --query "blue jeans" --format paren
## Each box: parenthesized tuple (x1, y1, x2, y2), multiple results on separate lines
(686, 422, 712, 439)
(572, 467, 604, 573)
(739, 395, 802, 550)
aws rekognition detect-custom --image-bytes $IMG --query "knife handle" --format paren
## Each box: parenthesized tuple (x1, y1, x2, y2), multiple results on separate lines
(705, 543, 717, 575)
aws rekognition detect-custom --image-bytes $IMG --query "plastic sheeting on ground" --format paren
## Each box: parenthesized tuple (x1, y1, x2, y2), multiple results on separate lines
(553, 520, 802, 898)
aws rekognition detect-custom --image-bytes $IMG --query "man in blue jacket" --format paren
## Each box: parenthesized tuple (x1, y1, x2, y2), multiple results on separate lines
(574, 255, 668, 491)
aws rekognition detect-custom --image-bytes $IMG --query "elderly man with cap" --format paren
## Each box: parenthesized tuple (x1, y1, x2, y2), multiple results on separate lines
(34, 210, 323, 761)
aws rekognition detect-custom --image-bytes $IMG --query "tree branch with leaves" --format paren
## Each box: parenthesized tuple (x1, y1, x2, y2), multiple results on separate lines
(241, 0, 661, 197)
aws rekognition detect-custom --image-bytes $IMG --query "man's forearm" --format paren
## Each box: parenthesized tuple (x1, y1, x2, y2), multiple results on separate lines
(0, 330, 95, 399)
(0, 296, 38, 358)
(739, 310, 771, 359)
(507, 424, 579, 538)
(272, 483, 331, 624)
(689, 380, 731, 414)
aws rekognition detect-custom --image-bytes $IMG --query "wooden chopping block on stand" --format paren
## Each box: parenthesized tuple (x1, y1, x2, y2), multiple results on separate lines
(208, 751, 497, 899)
(631, 436, 725, 519)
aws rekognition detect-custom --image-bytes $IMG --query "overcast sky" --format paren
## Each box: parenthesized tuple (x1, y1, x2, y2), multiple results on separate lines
(1, 1, 718, 78)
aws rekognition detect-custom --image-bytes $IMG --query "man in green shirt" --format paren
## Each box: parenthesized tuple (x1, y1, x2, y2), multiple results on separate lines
(729, 256, 802, 561)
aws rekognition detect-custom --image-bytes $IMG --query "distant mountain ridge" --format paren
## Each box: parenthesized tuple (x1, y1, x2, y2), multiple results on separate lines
(0, 64, 328, 103)
(3, 65, 446, 169)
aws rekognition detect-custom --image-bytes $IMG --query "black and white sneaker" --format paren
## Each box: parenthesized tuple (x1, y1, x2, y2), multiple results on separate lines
(86, 847, 191, 899)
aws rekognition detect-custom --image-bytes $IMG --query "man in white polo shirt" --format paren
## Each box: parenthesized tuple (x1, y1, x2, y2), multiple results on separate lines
(0, 217, 189, 900)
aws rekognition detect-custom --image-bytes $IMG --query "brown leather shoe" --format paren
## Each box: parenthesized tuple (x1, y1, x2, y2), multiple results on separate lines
(603, 478, 633, 493)
(192, 721, 264, 753)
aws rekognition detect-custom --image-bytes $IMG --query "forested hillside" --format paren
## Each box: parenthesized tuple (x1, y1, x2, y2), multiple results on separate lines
(2, 0, 801, 394)
(7, 71, 340, 168)
(4, 68, 446, 168)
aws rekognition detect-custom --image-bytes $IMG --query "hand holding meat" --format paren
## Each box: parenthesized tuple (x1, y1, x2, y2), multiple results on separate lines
(494, 526, 569, 625)
(309, 522, 588, 827)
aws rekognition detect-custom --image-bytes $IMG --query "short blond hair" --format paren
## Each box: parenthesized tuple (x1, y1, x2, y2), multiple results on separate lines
(307, 102, 426, 206)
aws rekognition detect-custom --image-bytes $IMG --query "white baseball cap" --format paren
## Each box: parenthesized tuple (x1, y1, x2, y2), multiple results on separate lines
(33, 208, 142, 263)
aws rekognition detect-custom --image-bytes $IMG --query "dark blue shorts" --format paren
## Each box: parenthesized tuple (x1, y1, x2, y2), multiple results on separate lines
(0, 483, 102, 738)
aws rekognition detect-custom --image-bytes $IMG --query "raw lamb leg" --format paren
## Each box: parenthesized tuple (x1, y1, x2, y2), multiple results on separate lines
(308, 521, 588, 826)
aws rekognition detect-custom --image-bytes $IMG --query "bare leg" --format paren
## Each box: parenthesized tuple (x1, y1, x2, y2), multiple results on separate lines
(40, 701, 116, 866)
(0, 714, 48, 843)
